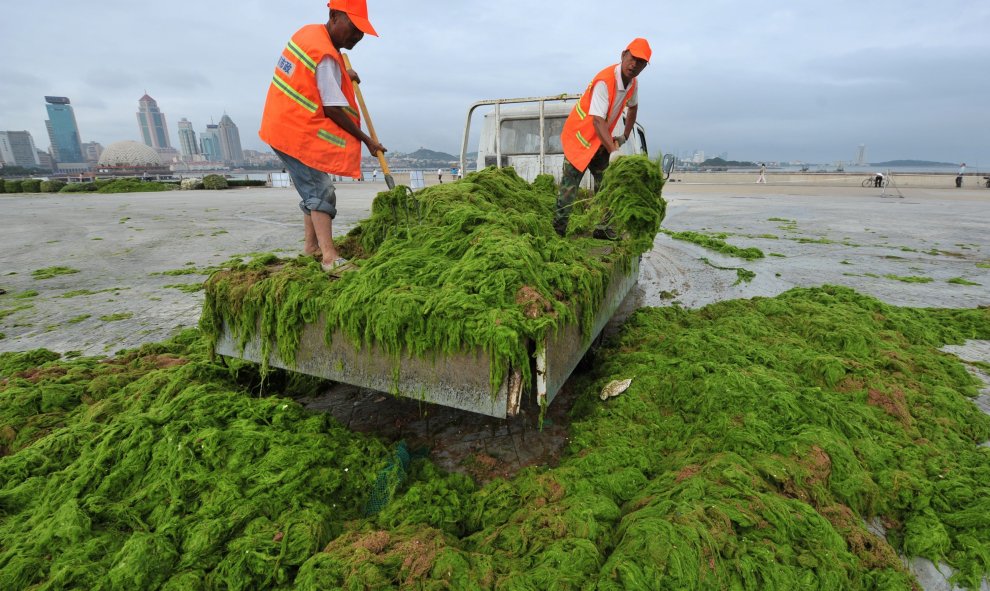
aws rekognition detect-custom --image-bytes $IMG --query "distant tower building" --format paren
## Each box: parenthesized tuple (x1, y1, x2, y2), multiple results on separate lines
(44, 96, 85, 164)
(200, 124, 222, 162)
(217, 113, 244, 165)
(81, 141, 104, 163)
(36, 150, 54, 171)
(177, 118, 199, 160)
(856, 144, 867, 166)
(136, 93, 172, 150)
(0, 131, 42, 168)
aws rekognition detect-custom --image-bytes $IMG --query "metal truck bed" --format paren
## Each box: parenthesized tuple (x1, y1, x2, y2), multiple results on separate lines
(214, 257, 639, 418)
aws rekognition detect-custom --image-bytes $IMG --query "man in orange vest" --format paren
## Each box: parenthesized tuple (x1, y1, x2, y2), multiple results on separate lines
(259, 0, 386, 272)
(553, 38, 651, 237)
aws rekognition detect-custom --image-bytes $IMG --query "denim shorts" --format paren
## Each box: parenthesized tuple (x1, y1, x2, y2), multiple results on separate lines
(273, 148, 337, 218)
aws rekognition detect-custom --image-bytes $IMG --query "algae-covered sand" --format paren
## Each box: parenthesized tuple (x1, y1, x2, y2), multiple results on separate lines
(2, 161, 990, 589)
(2, 287, 990, 589)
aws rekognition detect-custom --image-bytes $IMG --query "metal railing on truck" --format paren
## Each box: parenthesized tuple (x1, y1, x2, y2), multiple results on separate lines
(459, 95, 581, 179)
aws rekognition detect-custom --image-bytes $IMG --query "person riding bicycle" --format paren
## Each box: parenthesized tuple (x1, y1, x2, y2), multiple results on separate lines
(874, 172, 884, 188)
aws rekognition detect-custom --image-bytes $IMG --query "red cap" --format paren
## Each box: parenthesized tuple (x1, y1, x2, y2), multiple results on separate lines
(328, 0, 378, 37)
(626, 38, 651, 63)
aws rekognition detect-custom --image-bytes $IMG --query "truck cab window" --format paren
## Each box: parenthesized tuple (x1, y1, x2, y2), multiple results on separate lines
(497, 117, 567, 155)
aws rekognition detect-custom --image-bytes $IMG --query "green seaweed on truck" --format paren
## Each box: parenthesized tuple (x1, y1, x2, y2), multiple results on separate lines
(200, 158, 667, 396)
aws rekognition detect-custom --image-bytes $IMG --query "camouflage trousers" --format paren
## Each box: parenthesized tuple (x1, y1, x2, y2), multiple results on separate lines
(553, 147, 610, 235)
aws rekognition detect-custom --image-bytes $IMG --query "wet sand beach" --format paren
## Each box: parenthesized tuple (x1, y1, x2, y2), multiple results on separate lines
(3, 180, 988, 357)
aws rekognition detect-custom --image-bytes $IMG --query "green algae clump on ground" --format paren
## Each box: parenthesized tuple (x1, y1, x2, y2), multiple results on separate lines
(3, 287, 990, 588)
(200, 158, 667, 393)
(0, 331, 396, 589)
(295, 286, 990, 590)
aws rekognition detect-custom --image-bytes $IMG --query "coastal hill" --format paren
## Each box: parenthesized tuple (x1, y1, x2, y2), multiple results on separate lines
(362, 147, 460, 170)
(698, 157, 757, 168)
(406, 148, 457, 162)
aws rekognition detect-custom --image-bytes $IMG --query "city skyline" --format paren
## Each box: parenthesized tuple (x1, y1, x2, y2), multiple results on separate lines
(1, 99, 247, 170)
(1, 1, 988, 166)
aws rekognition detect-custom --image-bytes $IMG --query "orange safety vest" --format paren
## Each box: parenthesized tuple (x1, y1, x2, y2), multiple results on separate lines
(561, 65, 637, 172)
(259, 24, 362, 177)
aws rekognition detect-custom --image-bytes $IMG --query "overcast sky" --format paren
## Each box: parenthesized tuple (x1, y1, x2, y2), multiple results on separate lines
(1, 0, 987, 165)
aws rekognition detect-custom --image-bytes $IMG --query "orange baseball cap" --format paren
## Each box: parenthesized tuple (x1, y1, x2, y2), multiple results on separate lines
(626, 38, 651, 63)
(328, 0, 378, 37)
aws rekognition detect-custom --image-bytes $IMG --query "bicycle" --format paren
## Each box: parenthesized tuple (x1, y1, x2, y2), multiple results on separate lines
(862, 175, 890, 188)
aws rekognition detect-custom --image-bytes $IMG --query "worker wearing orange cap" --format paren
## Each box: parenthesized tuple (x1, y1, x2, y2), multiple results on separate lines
(554, 38, 651, 237)
(260, 0, 386, 272)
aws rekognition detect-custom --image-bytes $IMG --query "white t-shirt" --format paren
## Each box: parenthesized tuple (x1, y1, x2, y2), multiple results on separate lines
(316, 57, 349, 107)
(588, 65, 639, 129)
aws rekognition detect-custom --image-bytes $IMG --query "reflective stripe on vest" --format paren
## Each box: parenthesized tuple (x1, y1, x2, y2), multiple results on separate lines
(287, 40, 317, 72)
(575, 102, 587, 120)
(271, 75, 318, 113)
(575, 130, 591, 149)
(317, 129, 346, 148)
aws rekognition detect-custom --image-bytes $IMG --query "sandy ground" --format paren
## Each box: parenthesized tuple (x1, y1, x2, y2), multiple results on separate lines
(3, 180, 989, 587)
(632, 182, 990, 312)
(3, 181, 988, 358)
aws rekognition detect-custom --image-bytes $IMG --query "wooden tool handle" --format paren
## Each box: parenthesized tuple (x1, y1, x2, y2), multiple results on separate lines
(342, 54, 390, 176)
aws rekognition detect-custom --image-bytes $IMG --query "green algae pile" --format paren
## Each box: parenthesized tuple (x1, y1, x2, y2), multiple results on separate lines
(0, 331, 395, 589)
(201, 159, 666, 393)
(292, 286, 990, 590)
(3, 286, 990, 589)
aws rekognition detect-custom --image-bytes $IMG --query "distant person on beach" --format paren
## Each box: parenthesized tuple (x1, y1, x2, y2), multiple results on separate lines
(554, 38, 651, 237)
(372, 168, 378, 182)
(756, 163, 767, 184)
(874, 172, 885, 187)
(956, 163, 966, 188)
(259, 0, 386, 273)
(437, 168, 443, 183)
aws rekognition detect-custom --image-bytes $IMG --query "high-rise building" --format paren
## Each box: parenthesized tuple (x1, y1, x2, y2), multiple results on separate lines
(177, 118, 199, 160)
(217, 113, 244, 165)
(856, 145, 867, 166)
(136, 93, 172, 150)
(200, 124, 222, 162)
(44, 96, 85, 164)
(36, 150, 54, 171)
(81, 141, 104, 163)
(0, 131, 42, 168)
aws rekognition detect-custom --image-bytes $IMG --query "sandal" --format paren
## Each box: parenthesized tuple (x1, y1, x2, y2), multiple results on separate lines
(322, 257, 356, 275)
